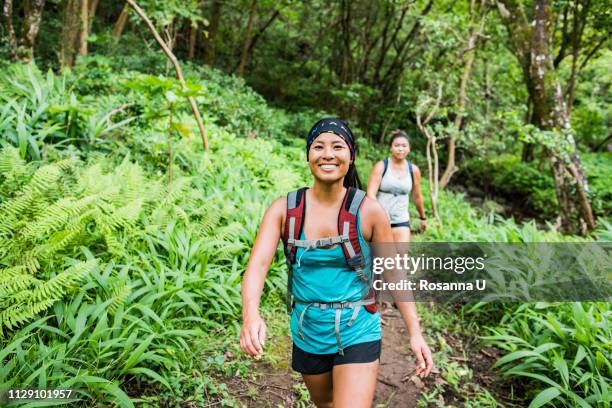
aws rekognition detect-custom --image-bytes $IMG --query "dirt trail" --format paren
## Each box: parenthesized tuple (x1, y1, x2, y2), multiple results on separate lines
(224, 305, 435, 407)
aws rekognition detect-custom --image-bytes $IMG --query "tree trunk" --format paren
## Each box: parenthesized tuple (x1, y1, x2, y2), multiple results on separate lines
(59, 0, 79, 67)
(78, 0, 88, 56)
(19, 0, 46, 63)
(89, 0, 99, 20)
(565, 48, 579, 115)
(521, 141, 535, 162)
(440, 13, 485, 189)
(416, 83, 444, 225)
(112, 5, 130, 39)
(339, 0, 353, 85)
(237, 0, 257, 77)
(246, 9, 280, 61)
(497, 0, 596, 234)
(188, 22, 198, 59)
(522, 95, 535, 161)
(204, 0, 222, 66)
(2, 0, 17, 60)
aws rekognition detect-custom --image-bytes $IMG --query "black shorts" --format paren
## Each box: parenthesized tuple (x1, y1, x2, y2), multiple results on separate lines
(291, 340, 381, 375)
(391, 221, 410, 228)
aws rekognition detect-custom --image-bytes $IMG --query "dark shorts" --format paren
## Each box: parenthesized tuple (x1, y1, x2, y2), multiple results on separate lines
(291, 340, 382, 375)
(391, 221, 410, 228)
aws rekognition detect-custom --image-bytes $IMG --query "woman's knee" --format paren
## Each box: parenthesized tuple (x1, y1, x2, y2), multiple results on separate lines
(308, 387, 333, 407)
(302, 372, 333, 408)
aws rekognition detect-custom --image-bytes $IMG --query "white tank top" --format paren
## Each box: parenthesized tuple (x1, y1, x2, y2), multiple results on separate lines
(376, 159, 412, 223)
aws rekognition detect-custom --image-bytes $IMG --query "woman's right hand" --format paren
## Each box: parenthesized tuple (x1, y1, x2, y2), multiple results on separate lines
(240, 313, 266, 358)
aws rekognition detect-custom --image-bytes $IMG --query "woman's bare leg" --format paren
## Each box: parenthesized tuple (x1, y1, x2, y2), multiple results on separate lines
(332, 360, 379, 408)
(392, 226, 410, 243)
(302, 371, 333, 408)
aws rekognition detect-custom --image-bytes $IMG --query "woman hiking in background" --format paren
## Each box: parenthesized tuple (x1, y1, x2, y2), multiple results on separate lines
(240, 119, 432, 407)
(367, 129, 427, 243)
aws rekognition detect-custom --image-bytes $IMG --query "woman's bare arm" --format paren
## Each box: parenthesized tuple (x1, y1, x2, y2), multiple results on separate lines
(410, 165, 427, 231)
(367, 200, 421, 334)
(366, 161, 385, 199)
(410, 165, 426, 218)
(240, 196, 285, 357)
(363, 198, 433, 376)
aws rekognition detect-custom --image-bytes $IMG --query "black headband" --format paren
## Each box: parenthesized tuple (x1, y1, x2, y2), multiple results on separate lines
(306, 118, 355, 161)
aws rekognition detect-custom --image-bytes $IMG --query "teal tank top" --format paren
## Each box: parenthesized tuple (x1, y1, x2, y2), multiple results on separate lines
(289, 212, 382, 354)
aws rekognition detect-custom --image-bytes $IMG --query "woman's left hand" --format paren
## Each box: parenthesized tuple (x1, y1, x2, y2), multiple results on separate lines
(419, 219, 427, 233)
(410, 333, 433, 377)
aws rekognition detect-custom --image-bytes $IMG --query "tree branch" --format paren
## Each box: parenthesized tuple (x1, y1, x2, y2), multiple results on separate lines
(125, 0, 209, 152)
(578, 32, 610, 72)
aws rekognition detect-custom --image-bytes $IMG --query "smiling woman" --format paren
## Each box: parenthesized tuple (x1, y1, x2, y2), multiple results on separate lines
(367, 129, 428, 243)
(306, 119, 362, 189)
(240, 118, 433, 408)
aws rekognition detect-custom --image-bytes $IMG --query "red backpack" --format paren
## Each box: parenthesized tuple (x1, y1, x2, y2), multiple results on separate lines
(281, 187, 378, 315)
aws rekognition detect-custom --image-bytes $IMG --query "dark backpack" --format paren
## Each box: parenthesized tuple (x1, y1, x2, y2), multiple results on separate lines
(383, 158, 414, 187)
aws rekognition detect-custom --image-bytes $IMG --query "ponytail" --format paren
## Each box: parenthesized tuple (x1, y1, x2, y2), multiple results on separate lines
(344, 163, 362, 189)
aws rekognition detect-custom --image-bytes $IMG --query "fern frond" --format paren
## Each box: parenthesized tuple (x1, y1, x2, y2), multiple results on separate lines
(105, 198, 144, 230)
(197, 202, 223, 234)
(30, 260, 96, 302)
(0, 164, 60, 219)
(171, 204, 190, 226)
(21, 195, 97, 241)
(31, 225, 84, 259)
(23, 164, 61, 197)
(214, 222, 244, 241)
(161, 177, 192, 206)
(107, 282, 131, 315)
(0, 297, 56, 330)
(17, 252, 41, 274)
(0, 266, 39, 295)
(0, 146, 29, 184)
(0, 274, 38, 296)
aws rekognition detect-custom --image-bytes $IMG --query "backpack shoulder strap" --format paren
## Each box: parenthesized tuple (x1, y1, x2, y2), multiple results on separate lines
(338, 187, 378, 313)
(283, 187, 307, 313)
(382, 158, 389, 177)
(283, 187, 308, 256)
(338, 187, 366, 272)
(407, 160, 414, 188)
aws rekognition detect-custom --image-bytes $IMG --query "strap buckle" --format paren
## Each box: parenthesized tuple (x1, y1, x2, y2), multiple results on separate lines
(316, 300, 350, 310)
(315, 237, 334, 247)
(347, 253, 365, 269)
(331, 301, 350, 309)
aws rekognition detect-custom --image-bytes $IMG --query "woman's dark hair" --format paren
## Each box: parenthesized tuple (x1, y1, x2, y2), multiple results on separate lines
(344, 162, 362, 189)
(389, 129, 410, 147)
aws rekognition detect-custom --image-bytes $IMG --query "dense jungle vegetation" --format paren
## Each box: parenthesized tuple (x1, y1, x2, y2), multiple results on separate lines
(0, 0, 610, 407)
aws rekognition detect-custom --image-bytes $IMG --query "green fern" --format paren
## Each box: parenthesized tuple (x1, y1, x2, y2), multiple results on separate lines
(21, 196, 98, 241)
(0, 260, 96, 330)
(0, 266, 40, 296)
(107, 281, 131, 315)
(0, 147, 29, 195)
(31, 260, 96, 302)
(0, 163, 61, 221)
(0, 297, 57, 330)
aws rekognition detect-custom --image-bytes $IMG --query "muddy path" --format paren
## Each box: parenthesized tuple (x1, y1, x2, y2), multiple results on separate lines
(219, 304, 511, 407)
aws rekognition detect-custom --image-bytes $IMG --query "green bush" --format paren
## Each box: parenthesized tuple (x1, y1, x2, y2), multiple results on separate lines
(459, 153, 612, 220)
(582, 153, 612, 218)
(484, 303, 611, 407)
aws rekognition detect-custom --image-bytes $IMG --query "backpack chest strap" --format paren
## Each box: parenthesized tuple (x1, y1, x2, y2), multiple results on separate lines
(288, 234, 349, 250)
